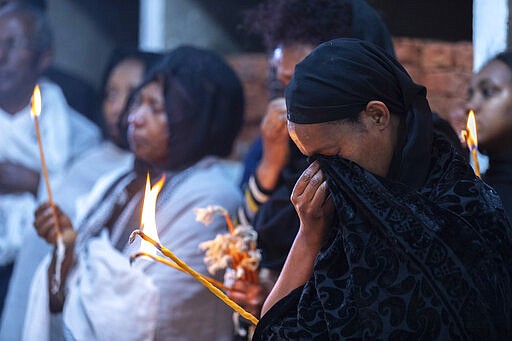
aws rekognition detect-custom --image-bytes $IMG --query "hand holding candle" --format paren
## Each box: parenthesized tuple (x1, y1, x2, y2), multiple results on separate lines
(461, 109, 481, 177)
(31, 84, 66, 294)
(130, 174, 259, 325)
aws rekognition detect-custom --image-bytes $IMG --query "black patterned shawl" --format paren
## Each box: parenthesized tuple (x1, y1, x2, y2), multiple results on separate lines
(253, 134, 512, 340)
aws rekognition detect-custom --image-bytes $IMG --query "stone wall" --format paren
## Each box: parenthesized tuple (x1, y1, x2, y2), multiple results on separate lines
(227, 38, 474, 161)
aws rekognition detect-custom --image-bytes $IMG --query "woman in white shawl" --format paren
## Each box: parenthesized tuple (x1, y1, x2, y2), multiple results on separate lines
(28, 46, 245, 341)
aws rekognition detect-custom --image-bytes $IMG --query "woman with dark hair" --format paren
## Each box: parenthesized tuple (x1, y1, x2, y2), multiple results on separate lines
(26, 46, 245, 341)
(254, 38, 512, 339)
(98, 48, 161, 146)
(467, 50, 512, 220)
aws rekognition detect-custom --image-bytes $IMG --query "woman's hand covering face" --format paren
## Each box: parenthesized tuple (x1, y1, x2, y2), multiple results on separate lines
(291, 161, 334, 248)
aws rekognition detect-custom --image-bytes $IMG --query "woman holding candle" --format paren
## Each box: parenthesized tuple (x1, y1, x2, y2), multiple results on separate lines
(467, 50, 512, 220)
(27, 46, 244, 341)
(253, 39, 512, 339)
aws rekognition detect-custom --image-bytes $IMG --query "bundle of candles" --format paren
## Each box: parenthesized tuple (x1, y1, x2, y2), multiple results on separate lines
(129, 174, 260, 325)
(460, 109, 481, 177)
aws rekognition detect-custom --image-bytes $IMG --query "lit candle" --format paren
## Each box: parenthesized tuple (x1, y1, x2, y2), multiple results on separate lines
(137, 173, 166, 258)
(130, 174, 259, 325)
(130, 229, 259, 325)
(30, 85, 53, 203)
(30, 84, 65, 294)
(129, 251, 240, 293)
(461, 109, 481, 177)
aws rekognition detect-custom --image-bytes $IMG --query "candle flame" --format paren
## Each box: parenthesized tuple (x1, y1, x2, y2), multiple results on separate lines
(461, 109, 478, 150)
(139, 173, 166, 255)
(31, 85, 41, 118)
(466, 109, 478, 149)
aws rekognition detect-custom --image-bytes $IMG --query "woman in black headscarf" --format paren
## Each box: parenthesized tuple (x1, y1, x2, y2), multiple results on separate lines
(230, 1, 397, 321)
(253, 38, 512, 340)
(30, 46, 244, 340)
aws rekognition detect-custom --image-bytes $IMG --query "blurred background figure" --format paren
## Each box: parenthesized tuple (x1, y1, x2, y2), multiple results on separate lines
(0, 47, 161, 340)
(0, 2, 100, 320)
(99, 48, 161, 146)
(467, 50, 512, 220)
(0, 0, 97, 120)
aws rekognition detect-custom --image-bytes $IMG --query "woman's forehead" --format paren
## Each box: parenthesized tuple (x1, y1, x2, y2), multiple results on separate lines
(140, 81, 163, 95)
(476, 60, 512, 85)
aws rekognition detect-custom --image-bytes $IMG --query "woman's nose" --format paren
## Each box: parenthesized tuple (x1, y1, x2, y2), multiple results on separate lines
(466, 93, 480, 113)
(128, 106, 147, 126)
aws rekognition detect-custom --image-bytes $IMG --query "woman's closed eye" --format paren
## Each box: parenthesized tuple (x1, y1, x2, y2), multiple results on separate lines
(481, 85, 500, 99)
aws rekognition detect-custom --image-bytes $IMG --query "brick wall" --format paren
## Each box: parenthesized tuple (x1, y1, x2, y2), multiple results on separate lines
(227, 38, 473, 160)
(227, 53, 269, 160)
(394, 38, 473, 134)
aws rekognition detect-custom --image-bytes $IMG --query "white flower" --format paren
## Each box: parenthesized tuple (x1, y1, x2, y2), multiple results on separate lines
(194, 205, 228, 226)
(238, 250, 261, 272)
(199, 234, 233, 275)
(224, 268, 236, 287)
(196, 206, 262, 277)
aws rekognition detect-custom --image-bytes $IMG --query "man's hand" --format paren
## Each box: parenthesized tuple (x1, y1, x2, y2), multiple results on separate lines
(34, 201, 76, 247)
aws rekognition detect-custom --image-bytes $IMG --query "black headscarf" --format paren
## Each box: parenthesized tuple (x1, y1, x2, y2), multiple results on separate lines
(352, 0, 395, 57)
(124, 46, 245, 172)
(254, 39, 512, 341)
(286, 38, 433, 190)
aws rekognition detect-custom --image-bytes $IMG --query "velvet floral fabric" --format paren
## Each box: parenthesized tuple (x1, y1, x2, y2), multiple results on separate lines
(254, 135, 512, 340)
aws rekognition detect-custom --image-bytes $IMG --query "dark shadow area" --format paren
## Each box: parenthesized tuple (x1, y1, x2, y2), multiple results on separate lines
(71, 0, 139, 46)
(196, 0, 473, 52)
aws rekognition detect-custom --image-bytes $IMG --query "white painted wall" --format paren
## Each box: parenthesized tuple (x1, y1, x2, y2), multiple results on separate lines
(47, 0, 113, 88)
(473, 0, 508, 71)
(139, 0, 166, 52)
(139, 0, 239, 53)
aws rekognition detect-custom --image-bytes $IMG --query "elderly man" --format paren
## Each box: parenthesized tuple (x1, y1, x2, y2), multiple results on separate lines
(254, 38, 512, 339)
(0, 3, 99, 318)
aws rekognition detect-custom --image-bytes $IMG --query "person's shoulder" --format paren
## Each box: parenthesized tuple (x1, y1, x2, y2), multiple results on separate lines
(180, 157, 243, 202)
(190, 157, 242, 184)
(38, 79, 66, 100)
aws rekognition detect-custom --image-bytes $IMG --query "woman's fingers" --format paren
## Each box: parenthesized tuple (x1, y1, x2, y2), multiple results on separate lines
(300, 169, 324, 204)
(310, 179, 330, 211)
(292, 161, 321, 199)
